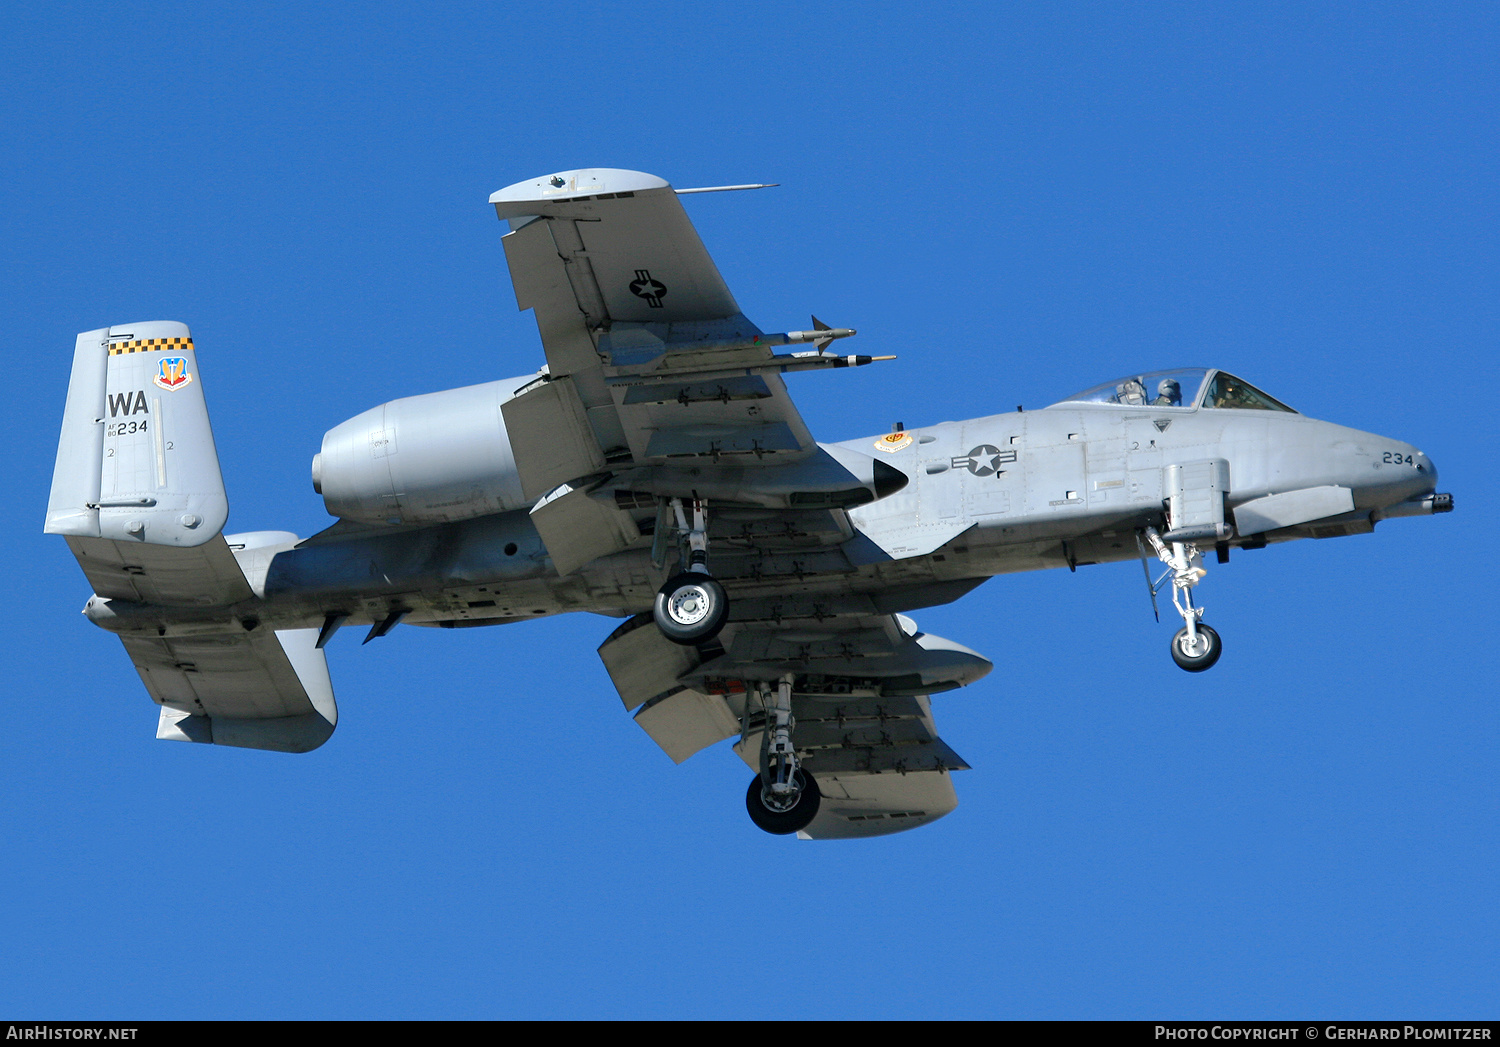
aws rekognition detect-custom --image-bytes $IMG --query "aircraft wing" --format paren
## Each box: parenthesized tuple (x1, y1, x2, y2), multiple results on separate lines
(599, 610, 989, 839)
(492, 169, 887, 574)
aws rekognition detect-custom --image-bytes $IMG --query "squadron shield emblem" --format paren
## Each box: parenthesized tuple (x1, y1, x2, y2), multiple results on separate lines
(154, 357, 193, 391)
(873, 432, 913, 453)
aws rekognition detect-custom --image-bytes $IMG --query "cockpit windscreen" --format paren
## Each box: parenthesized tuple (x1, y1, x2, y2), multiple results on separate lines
(1202, 372, 1296, 412)
(1054, 369, 1297, 413)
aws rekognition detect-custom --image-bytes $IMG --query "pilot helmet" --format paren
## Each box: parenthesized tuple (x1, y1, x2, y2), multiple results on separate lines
(1158, 379, 1180, 397)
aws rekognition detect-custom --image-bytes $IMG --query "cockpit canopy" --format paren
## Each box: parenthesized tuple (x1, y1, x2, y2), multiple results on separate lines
(1053, 368, 1295, 412)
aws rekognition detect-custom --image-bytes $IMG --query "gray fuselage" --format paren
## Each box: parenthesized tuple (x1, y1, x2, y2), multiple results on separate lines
(85, 389, 1439, 642)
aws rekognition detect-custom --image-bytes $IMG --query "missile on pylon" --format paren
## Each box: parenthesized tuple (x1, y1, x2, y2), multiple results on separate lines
(599, 316, 859, 362)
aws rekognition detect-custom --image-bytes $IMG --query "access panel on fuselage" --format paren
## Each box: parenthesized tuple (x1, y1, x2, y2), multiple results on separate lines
(1018, 414, 1088, 519)
(957, 418, 1023, 520)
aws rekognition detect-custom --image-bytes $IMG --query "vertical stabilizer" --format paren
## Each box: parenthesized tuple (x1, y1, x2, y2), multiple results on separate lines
(46, 322, 229, 546)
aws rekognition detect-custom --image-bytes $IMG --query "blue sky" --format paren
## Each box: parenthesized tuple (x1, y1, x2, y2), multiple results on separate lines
(2, 2, 1495, 1019)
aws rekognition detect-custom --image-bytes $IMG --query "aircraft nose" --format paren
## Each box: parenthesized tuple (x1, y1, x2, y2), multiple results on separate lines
(1417, 450, 1438, 485)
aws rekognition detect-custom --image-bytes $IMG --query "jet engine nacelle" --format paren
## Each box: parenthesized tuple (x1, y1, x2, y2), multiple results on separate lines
(313, 376, 536, 525)
(313, 377, 912, 526)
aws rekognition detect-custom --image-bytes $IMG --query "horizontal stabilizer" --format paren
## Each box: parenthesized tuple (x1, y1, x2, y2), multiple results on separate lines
(66, 533, 254, 607)
(129, 627, 337, 753)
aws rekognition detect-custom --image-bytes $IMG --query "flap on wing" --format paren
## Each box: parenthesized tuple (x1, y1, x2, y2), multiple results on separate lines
(634, 687, 741, 764)
(501, 216, 605, 378)
(501, 377, 607, 501)
(598, 613, 704, 711)
(126, 627, 336, 753)
(733, 693, 970, 776)
(529, 482, 641, 576)
(598, 614, 740, 762)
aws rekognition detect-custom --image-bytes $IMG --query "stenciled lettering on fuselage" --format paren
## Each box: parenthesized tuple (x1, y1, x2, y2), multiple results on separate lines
(951, 444, 1018, 477)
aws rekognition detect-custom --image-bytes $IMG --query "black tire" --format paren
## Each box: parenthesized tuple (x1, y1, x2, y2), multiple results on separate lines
(746, 770, 822, 835)
(1171, 623, 1222, 672)
(653, 574, 728, 646)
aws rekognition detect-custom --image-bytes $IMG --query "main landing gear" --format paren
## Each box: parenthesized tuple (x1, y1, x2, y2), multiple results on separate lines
(744, 676, 821, 835)
(1144, 527, 1224, 673)
(1171, 622, 1222, 672)
(652, 498, 728, 646)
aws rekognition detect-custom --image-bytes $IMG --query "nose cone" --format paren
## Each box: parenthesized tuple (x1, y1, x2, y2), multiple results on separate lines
(1417, 450, 1438, 486)
(1399, 445, 1440, 501)
(1327, 423, 1437, 509)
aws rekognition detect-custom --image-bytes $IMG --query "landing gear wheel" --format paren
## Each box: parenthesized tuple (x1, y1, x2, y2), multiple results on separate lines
(653, 574, 728, 646)
(1171, 623, 1222, 672)
(746, 769, 822, 835)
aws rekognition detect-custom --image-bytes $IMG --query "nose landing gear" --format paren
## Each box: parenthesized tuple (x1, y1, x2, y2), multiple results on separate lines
(1144, 527, 1224, 673)
(1171, 622, 1222, 672)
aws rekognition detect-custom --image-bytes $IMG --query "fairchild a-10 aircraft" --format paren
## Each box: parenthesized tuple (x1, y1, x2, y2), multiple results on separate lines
(46, 168, 1452, 839)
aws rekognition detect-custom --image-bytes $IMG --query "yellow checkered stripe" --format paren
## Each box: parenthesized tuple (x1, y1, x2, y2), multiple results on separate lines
(108, 337, 194, 356)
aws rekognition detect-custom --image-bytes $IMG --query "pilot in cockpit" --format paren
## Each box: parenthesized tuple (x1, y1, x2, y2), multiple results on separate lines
(1117, 377, 1147, 405)
(1150, 378, 1182, 407)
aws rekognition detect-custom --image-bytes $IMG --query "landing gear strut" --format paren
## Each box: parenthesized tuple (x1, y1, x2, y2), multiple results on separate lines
(652, 497, 728, 646)
(1145, 527, 1224, 673)
(745, 676, 821, 835)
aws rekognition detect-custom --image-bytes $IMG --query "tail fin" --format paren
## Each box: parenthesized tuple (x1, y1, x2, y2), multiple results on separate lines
(46, 321, 228, 546)
(46, 327, 337, 752)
